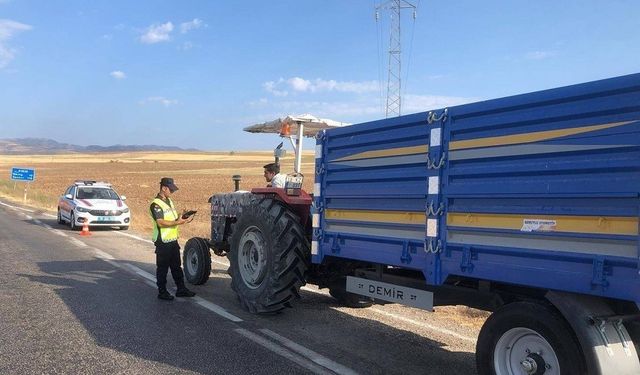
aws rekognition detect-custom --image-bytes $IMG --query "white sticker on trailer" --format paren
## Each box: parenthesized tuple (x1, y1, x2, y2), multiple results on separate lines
(311, 241, 318, 255)
(521, 219, 557, 232)
(312, 214, 320, 228)
(314, 183, 321, 197)
(346, 276, 433, 311)
(427, 218, 438, 237)
(430, 128, 442, 147)
(428, 176, 439, 195)
(315, 144, 322, 158)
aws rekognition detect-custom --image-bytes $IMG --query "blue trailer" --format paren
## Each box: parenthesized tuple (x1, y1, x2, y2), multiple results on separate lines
(185, 73, 640, 375)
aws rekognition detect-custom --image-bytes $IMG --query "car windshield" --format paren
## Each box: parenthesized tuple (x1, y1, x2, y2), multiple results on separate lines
(76, 188, 119, 200)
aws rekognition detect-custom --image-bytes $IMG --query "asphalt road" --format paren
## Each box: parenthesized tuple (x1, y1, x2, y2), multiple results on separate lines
(0, 200, 480, 374)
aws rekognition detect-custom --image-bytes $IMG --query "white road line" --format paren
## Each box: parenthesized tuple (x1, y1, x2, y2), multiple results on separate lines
(143, 279, 157, 288)
(0, 201, 35, 212)
(93, 248, 115, 260)
(370, 307, 477, 343)
(102, 258, 121, 269)
(1, 199, 67, 237)
(260, 329, 359, 375)
(234, 329, 334, 375)
(124, 264, 157, 283)
(69, 237, 89, 248)
(193, 296, 243, 322)
(51, 229, 68, 237)
(86, 237, 245, 323)
(119, 261, 244, 323)
(114, 231, 153, 244)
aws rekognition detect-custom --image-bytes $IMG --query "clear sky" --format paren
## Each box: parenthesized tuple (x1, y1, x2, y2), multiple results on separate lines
(1, 0, 639, 150)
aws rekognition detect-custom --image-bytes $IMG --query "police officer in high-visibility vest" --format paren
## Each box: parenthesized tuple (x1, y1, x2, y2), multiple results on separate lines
(150, 177, 196, 300)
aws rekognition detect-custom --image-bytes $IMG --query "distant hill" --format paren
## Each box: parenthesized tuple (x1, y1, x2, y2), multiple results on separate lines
(0, 138, 199, 154)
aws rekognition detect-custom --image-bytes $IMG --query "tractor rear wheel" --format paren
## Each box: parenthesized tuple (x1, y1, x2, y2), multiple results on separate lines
(228, 197, 309, 314)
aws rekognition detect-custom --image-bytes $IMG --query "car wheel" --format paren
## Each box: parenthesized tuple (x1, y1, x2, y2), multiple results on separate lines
(57, 209, 65, 225)
(70, 212, 77, 230)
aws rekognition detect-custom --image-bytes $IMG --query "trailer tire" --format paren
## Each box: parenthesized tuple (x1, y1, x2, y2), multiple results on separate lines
(228, 197, 308, 314)
(183, 237, 211, 285)
(626, 321, 640, 363)
(329, 278, 374, 308)
(476, 301, 586, 375)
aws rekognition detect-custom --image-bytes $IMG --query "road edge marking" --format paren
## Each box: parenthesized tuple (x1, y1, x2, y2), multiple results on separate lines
(260, 328, 359, 375)
(234, 328, 334, 375)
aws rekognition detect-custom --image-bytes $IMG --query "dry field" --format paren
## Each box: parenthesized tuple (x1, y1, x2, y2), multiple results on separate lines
(0, 151, 316, 241)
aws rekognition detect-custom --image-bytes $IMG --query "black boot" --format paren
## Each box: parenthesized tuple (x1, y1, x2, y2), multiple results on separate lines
(158, 290, 174, 301)
(176, 288, 196, 297)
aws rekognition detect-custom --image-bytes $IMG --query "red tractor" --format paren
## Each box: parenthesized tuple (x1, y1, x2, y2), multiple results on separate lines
(182, 115, 369, 312)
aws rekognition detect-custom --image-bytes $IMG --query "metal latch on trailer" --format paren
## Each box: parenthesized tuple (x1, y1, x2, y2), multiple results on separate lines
(346, 276, 434, 311)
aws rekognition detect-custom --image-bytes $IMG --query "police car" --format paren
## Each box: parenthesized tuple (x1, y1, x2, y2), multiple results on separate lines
(57, 180, 131, 230)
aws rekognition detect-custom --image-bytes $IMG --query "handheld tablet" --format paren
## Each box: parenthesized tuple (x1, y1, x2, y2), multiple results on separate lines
(181, 210, 197, 219)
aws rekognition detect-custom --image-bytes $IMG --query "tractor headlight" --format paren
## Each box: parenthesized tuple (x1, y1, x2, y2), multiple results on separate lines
(76, 206, 90, 213)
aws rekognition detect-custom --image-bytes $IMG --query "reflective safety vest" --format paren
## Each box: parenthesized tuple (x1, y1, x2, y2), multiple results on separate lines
(150, 197, 179, 243)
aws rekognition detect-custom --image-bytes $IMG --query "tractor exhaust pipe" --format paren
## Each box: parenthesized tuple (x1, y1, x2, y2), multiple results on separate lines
(232, 175, 242, 191)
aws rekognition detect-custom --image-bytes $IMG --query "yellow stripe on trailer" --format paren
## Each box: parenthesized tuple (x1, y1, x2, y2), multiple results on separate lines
(447, 212, 638, 236)
(331, 145, 429, 162)
(449, 121, 632, 151)
(325, 209, 426, 225)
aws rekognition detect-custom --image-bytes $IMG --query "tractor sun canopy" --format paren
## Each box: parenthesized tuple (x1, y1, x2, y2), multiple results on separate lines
(244, 113, 350, 138)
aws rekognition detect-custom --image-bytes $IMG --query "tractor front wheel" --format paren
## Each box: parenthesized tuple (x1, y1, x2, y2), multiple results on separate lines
(183, 237, 212, 285)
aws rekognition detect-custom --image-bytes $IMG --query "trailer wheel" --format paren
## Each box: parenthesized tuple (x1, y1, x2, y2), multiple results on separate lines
(476, 301, 586, 375)
(228, 197, 308, 314)
(183, 237, 211, 285)
(329, 278, 374, 308)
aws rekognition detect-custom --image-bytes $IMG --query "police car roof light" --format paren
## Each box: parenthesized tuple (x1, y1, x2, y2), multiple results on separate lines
(74, 180, 111, 187)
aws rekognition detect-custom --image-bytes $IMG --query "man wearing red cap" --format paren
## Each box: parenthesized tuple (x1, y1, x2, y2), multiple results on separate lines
(149, 177, 196, 301)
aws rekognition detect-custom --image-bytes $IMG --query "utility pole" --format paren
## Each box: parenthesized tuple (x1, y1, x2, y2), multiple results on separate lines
(376, 0, 416, 118)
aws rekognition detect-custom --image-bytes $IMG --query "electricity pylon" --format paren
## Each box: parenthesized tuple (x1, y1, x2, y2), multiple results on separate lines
(376, 0, 416, 118)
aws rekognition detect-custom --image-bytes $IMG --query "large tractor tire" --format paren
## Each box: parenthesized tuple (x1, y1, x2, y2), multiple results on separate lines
(228, 197, 309, 314)
(477, 301, 586, 375)
(183, 237, 212, 285)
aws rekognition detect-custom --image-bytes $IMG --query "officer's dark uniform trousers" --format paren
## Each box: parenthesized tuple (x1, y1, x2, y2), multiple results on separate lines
(155, 240, 186, 292)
